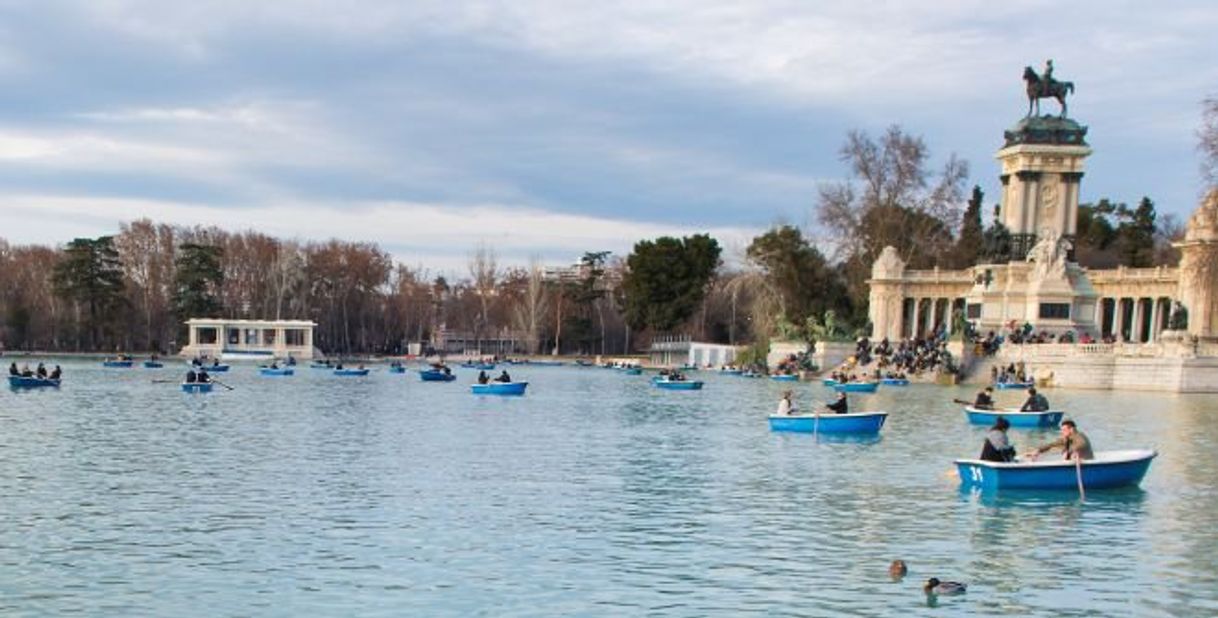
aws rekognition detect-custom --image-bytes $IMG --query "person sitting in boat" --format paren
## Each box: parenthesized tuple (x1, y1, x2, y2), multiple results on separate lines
(980, 417, 1016, 462)
(496, 370, 512, 383)
(211, 359, 221, 368)
(269, 361, 280, 370)
(477, 370, 490, 384)
(287, 356, 297, 366)
(1025, 420, 1094, 461)
(197, 368, 211, 383)
(826, 392, 849, 415)
(49, 365, 61, 380)
(20, 364, 33, 377)
(9, 362, 18, 376)
(185, 369, 198, 383)
(1019, 387, 1049, 412)
(191, 358, 202, 367)
(36, 363, 47, 378)
(776, 390, 797, 416)
(335, 362, 344, 370)
(973, 387, 995, 410)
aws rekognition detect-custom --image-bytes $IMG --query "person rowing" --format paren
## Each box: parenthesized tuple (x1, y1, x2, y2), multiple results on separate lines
(185, 369, 198, 383)
(825, 392, 849, 415)
(496, 370, 512, 383)
(8, 362, 17, 377)
(1020, 387, 1049, 412)
(49, 365, 61, 380)
(198, 368, 211, 383)
(1025, 420, 1093, 461)
(974, 386, 995, 410)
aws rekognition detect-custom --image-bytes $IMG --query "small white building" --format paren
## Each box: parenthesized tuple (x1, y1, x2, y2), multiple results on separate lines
(648, 335, 740, 367)
(181, 318, 318, 360)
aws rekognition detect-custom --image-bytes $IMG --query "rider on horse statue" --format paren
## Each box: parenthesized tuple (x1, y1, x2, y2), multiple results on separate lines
(1024, 59, 1074, 118)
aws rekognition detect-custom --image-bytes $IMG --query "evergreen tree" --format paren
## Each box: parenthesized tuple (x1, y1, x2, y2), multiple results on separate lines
(953, 185, 985, 266)
(173, 243, 224, 322)
(745, 225, 849, 328)
(51, 236, 126, 349)
(1115, 197, 1158, 267)
(622, 235, 721, 332)
(563, 251, 610, 354)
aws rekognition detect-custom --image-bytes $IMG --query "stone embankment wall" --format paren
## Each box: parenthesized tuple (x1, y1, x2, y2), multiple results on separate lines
(974, 337, 1218, 392)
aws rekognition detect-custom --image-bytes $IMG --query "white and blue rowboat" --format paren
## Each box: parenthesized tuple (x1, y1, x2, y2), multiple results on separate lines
(768, 411, 888, 434)
(181, 382, 214, 393)
(143, 361, 164, 369)
(956, 449, 1157, 491)
(741, 372, 763, 379)
(821, 378, 838, 386)
(771, 374, 798, 382)
(259, 367, 295, 376)
(8, 375, 61, 388)
(310, 363, 333, 370)
(620, 367, 643, 375)
(471, 381, 528, 395)
(418, 369, 456, 382)
(964, 406, 1064, 428)
(192, 364, 231, 372)
(388, 365, 407, 374)
(103, 360, 134, 368)
(833, 381, 879, 393)
(333, 368, 370, 376)
(880, 378, 910, 386)
(994, 381, 1034, 390)
(719, 369, 743, 376)
(461, 362, 496, 371)
(653, 378, 704, 390)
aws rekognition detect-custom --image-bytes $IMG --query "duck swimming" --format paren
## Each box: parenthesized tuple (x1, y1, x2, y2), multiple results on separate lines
(889, 560, 908, 580)
(924, 578, 967, 595)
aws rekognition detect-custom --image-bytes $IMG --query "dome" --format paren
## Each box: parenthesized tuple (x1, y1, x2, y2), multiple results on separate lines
(1184, 189, 1218, 243)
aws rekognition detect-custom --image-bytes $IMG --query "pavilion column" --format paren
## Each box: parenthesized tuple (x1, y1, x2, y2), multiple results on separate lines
(1148, 301, 1159, 342)
(911, 299, 921, 340)
(1131, 299, 1142, 343)
(1114, 299, 1125, 340)
(1095, 300, 1105, 336)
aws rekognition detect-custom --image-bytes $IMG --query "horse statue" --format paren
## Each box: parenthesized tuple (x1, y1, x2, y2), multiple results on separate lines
(1023, 66, 1074, 118)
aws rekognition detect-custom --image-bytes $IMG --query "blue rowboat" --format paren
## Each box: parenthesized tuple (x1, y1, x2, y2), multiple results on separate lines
(310, 363, 333, 370)
(833, 381, 878, 393)
(103, 360, 133, 368)
(880, 378, 909, 386)
(530, 360, 564, 367)
(143, 361, 164, 369)
(719, 369, 743, 376)
(771, 374, 798, 382)
(653, 379, 704, 390)
(471, 381, 528, 395)
(333, 368, 370, 376)
(768, 411, 888, 434)
(8, 376, 60, 388)
(741, 372, 763, 379)
(956, 449, 1157, 491)
(461, 362, 496, 371)
(964, 406, 1064, 428)
(419, 369, 456, 382)
(259, 367, 295, 376)
(181, 382, 214, 393)
(621, 367, 643, 375)
(195, 364, 231, 373)
(821, 378, 838, 386)
(388, 365, 407, 374)
(995, 381, 1033, 390)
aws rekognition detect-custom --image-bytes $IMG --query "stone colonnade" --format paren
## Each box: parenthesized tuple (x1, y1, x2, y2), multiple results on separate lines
(1092, 296, 1173, 342)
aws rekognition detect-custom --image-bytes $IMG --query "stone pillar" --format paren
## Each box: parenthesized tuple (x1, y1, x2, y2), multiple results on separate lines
(1174, 190, 1218, 339)
(1149, 300, 1160, 342)
(1114, 298, 1125, 340)
(911, 299, 921, 339)
(1130, 299, 1142, 343)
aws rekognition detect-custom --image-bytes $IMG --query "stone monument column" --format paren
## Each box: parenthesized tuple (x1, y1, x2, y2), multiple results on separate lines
(1175, 190, 1218, 339)
(868, 246, 906, 341)
(996, 117, 1091, 259)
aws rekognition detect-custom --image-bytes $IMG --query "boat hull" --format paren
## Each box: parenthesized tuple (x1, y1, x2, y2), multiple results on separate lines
(621, 367, 643, 375)
(388, 366, 406, 374)
(143, 361, 164, 369)
(181, 382, 214, 393)
(471, 381, 528, 395)
(8, 376, 60, 388)
(419, 370, 456, 382)
(333, 369, 370, 376)
(653, 380, 704, 390)
(259, 368, 295, 376)
(103, 361, 133, 368)
(768, 412, 887, 434)
(964, 407, 1063, 428)
(821, 378, 838, 386)
(461, 363, 496, 371)
(956, 449, 1157, 491)
(770, 374, 798, 382)
(833, 382, 878, 393)
(880, 378, 909, 386)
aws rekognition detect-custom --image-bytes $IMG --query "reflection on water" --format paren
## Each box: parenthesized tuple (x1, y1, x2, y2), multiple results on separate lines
(0, 362, 1216, 616)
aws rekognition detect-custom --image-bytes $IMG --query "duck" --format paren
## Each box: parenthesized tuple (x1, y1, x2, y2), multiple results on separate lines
(923, 578, 967, 595)
(888, 560, 908, 580)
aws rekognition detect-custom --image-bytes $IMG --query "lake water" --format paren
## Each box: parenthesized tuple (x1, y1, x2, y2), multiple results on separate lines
(2, 360, 1216, 616)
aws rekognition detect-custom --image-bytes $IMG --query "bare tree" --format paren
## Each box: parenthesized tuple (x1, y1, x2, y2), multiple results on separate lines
(511, 257, 549, 354)
(1201, 96, 1218, 188)
(468, 243, 499, 352)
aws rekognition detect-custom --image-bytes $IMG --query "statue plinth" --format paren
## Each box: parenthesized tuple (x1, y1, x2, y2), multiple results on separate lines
(1004, 115, 1088, 148)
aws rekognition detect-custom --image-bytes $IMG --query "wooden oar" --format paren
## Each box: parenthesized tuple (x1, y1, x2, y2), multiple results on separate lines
(952, 398, 974, 406)
(1074, 453, 1086, 502)
(151, 379, 177, 384)
(209, 379, 235, 391)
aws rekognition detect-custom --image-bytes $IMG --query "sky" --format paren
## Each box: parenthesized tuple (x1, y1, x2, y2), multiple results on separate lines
(0, 0, 1215, 274)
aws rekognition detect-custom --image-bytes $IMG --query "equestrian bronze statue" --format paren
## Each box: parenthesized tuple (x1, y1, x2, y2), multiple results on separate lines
(1023, 64, 1074, 118)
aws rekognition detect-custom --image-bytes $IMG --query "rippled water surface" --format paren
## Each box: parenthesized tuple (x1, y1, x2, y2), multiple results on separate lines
(2, 361, 1217, 616)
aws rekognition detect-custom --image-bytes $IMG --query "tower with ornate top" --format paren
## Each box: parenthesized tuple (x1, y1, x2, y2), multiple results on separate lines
(998, 60, 1090, 260)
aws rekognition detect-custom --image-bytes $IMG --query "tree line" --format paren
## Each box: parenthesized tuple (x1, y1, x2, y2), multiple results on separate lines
(2, 117, 1203, 355)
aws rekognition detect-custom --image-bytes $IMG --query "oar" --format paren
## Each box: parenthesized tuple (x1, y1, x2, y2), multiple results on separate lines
(151, 379, 177, 384)
(1074, 453, 1086, 501)
(952, 398, 974, 406)
(209, 379, 235, 391)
